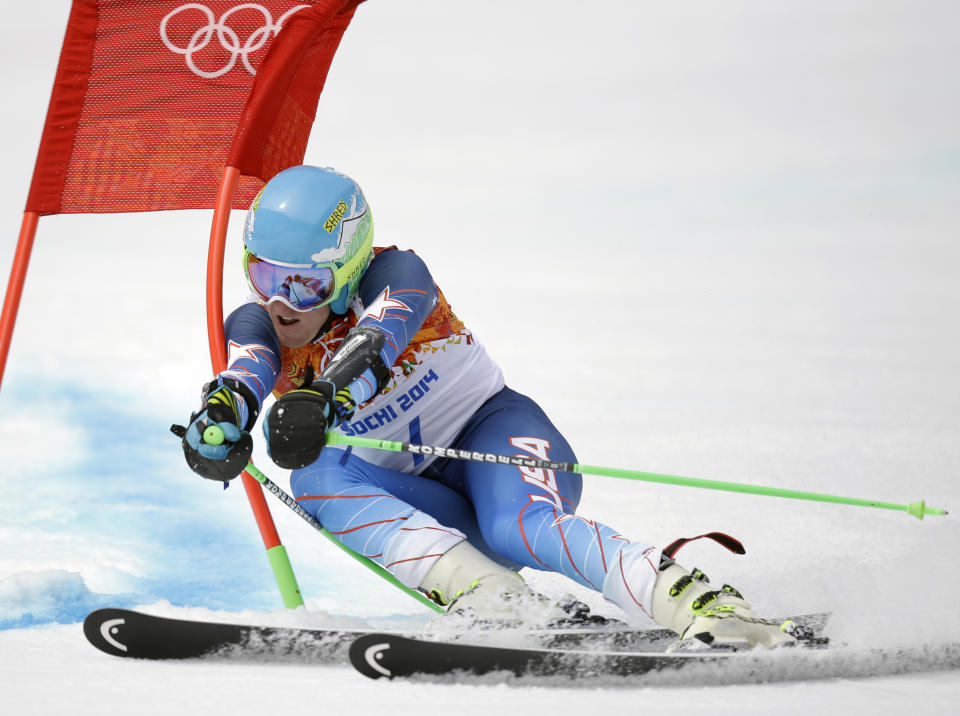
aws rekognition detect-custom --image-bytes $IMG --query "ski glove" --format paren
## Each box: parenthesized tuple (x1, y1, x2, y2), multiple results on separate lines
(333, 387, 357, 423)
(263, 380, 334, 470)
(174, 376, 259, 483)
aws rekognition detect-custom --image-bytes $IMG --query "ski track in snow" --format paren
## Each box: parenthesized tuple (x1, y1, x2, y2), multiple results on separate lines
(2, 619, 960, 715)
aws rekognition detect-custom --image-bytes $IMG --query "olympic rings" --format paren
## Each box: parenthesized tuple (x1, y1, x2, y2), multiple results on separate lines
(159, 3, 310, 78)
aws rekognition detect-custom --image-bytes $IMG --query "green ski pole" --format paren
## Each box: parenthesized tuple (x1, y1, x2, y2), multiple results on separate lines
(326, 432, 948, 521)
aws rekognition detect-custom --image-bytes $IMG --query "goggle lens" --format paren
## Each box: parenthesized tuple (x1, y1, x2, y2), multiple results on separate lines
(245, 253, 336, 312)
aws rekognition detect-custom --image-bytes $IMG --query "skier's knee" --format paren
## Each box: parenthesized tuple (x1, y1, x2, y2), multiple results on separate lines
(479, 507, 559, 567)
(476, 512, 518, 561)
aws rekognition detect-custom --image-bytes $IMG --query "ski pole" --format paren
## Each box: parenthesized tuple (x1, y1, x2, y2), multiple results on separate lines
(242, 461, 445, 614)
(326, 432, 949, 521)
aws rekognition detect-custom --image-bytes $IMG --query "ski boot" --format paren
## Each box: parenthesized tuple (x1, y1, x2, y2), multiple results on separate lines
(419, 541, 596, 630)
(651, 560, 796, 650)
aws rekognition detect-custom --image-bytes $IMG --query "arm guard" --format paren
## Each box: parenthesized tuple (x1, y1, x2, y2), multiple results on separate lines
(322, 325, 391, 394)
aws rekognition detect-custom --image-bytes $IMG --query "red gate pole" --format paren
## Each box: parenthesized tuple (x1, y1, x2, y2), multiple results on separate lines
(0, 211, 41, 390)
(206, 166, 304, 608)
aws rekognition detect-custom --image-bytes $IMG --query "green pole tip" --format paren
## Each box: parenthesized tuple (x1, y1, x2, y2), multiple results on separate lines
(907, 500, 949, 520)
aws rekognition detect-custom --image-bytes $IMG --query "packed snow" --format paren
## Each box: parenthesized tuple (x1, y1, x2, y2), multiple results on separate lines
(1, 1, 958, 714)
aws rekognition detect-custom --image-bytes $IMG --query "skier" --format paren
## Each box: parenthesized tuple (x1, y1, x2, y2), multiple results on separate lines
(179, 165, 795, 649)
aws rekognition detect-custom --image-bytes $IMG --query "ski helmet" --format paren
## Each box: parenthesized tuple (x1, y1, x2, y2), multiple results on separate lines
(242, 165, 374, 315)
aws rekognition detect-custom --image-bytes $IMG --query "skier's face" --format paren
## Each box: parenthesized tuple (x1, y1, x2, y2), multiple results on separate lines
(267, 301, 331, 348)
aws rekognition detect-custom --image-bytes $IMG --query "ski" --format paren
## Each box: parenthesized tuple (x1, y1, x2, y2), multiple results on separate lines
(350, 632, 739, 679)
(348, 614, 831, 680)
(348, 630, 960, 683)
(84, 608, 828, 665)
(83, 608, 374, 661)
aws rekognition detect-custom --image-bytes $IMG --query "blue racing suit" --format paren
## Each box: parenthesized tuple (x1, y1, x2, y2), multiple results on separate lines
(221, 246, 662, 620)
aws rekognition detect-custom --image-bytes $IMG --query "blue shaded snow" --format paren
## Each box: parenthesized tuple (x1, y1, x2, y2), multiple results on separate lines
(0, 381, 292, 630)
(0, 569, 136, 630)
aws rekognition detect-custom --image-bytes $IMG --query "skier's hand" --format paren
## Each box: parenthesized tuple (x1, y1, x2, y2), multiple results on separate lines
(173, 377, 257, 482)
(263, 381, 334, 470)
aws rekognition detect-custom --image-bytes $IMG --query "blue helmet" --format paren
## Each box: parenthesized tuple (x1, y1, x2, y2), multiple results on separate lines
(243, 165, 374, 315)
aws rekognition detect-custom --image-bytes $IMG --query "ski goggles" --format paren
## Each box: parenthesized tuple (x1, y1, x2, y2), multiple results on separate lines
(243, 250, 338, 312)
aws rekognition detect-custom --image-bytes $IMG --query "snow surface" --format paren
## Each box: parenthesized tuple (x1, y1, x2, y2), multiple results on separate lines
(1, 1, 959, 713)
